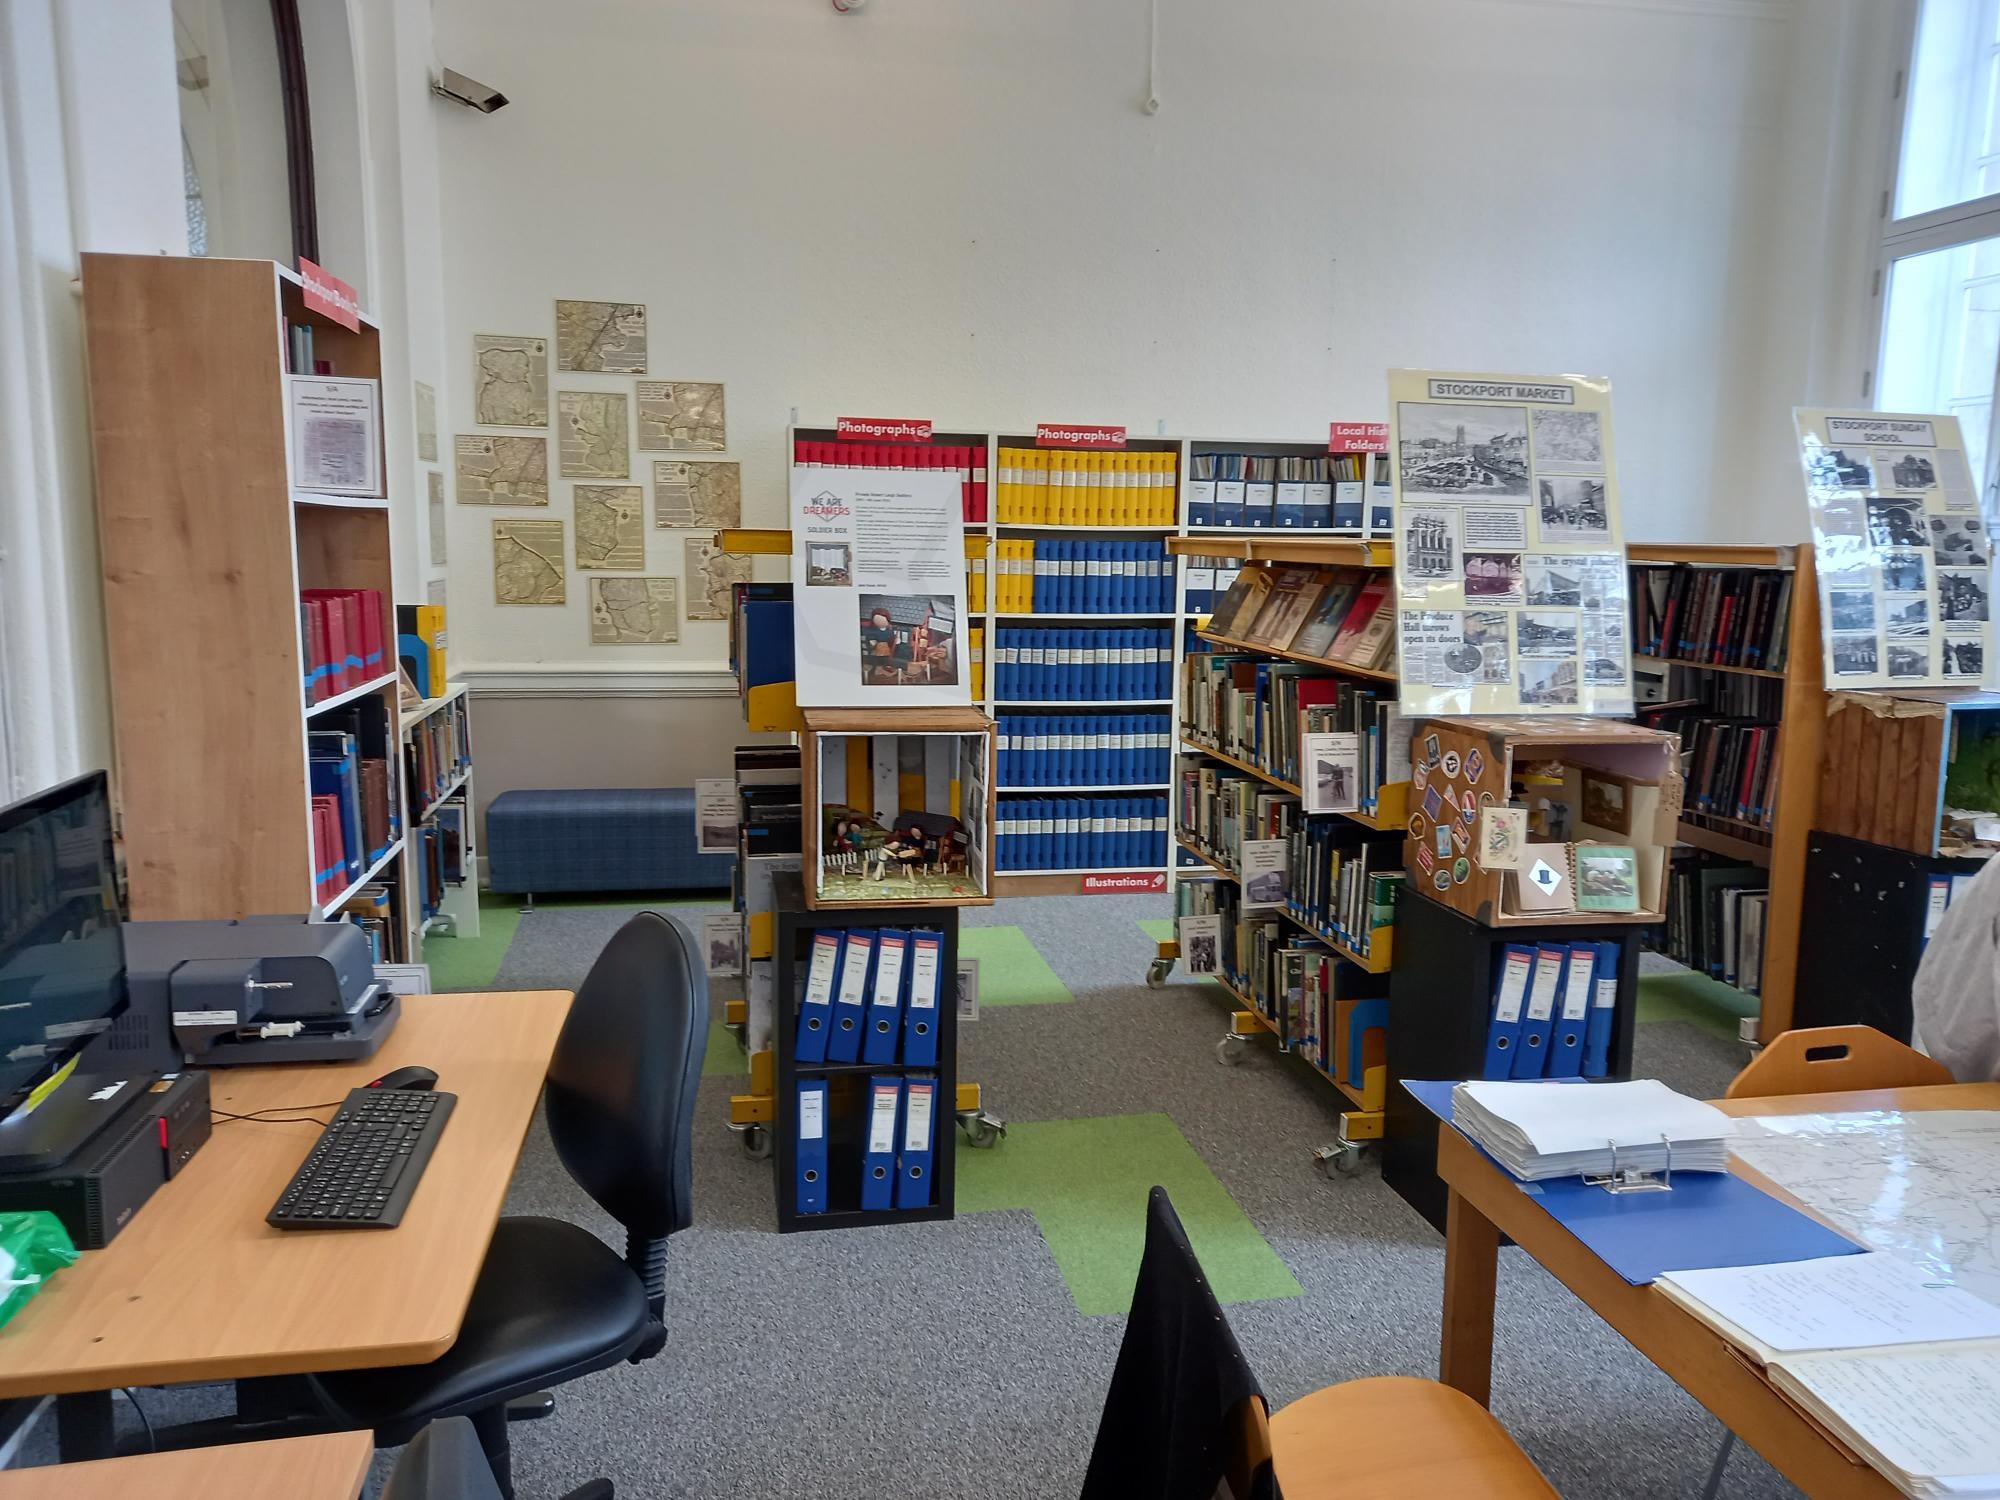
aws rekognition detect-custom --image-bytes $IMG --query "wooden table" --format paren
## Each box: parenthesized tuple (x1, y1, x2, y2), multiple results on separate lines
(0, 1431, 373, 1499)
(0, 991, 570, 1456)
(1435, 1080, 2000, 1499)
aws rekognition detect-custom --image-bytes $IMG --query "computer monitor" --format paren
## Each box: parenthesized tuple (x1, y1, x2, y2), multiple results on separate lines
(0, 771, 128, 1118)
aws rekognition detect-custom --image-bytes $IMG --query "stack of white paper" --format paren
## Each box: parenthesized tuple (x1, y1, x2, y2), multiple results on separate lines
(1449, 1078, 1732, 1181)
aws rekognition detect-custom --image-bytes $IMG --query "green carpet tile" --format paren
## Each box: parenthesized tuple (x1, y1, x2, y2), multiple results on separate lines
(703, 1019, 747, 1077)
(1137, 917, 1175, 943)
(954, 1113, 1302, 1315)
(958, 926, 1073, 1006)
(1635, 967, 1759, 1042)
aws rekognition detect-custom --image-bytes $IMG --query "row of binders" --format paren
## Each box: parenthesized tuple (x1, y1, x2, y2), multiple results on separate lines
(994, 448, 1178, 525)
(990, 539, 1177, 615)
(795, 1073, 939, 1215)
(996, 713, 1172, 788)
(793, 440, 988, 523)
(796, 927, 944, 1068)
(995, 796, 1168, 871)
(302, 587, 388, 703)
(990, 626, 1174, 702)
(1184, 453, 1380, 530)
(1483, 942, 1622, 1080)
(1632, 564, 1795, 671)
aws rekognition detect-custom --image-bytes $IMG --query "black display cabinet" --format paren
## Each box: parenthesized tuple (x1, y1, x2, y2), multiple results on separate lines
(771, 871, 959, 1233)
(1381, 892, 1648, 1233)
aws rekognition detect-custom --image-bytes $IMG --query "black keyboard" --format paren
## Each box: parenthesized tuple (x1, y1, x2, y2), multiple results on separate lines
(267, 1087, 455, 1229)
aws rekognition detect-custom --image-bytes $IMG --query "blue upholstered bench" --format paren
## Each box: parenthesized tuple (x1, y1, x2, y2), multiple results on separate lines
(485, 788, 733, 903)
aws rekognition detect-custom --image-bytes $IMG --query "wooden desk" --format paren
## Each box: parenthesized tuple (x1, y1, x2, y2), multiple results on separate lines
(0, 1431, 372, 1499)
(0, 991, 570, 1399)
(1435, 1081, 2000, 1499)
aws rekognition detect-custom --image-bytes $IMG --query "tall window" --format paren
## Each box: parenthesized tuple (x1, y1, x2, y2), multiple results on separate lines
(1879, 0, 2000, 480)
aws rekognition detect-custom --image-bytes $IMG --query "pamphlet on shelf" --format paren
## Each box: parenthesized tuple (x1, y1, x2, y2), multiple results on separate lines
(289, 375, 382, 496)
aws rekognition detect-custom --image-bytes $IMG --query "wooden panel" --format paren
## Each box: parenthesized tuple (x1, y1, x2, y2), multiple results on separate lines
(0, 991, 570, 1395)
(1915, 713, 1947, 853)
(1758, 545, 1824, 1039)
(0, 1432, 372, 1500)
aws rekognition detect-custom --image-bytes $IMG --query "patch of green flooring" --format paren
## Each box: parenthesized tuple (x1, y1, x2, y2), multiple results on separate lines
(423, 888, 729, 993)
(1635, 969, 1758, 1042)
(955, 1113, 1301, 1315)
(1138, 917, 1175, 943)
(959, 927, 1072, 1007)
(702, 1019, 747, 1076)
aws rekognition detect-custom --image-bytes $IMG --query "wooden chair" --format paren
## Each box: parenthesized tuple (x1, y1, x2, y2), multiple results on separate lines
(1725, 1024, 1951, 1099)
(1266, 1378, 1559, 1498)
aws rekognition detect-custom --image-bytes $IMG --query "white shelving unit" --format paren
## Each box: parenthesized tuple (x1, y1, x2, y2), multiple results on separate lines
(400, 680, 481, 953)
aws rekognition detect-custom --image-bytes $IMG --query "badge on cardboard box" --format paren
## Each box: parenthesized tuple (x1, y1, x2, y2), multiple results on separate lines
(1477, 806, 1528, 870)
(1465, 747, 1485, 783)
(1441, 749, 1461, 778)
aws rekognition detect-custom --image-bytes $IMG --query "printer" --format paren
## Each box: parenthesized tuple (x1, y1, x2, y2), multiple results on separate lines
(125, 916, 400, 1065)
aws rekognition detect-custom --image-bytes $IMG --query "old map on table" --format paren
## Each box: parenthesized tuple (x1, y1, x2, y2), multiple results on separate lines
(473, 333, 549, 426)
(455, 434, 548, 505)
(558, 391, 629, 479)
(555, 299, 647, 373)
(636, 380, 726, 451)
(493, 519, 565, 605)
(686, 539, 751, 620)
(654, 460, 741, 528)
(575, 485, 644, 570)
(590, 577, 679, 644)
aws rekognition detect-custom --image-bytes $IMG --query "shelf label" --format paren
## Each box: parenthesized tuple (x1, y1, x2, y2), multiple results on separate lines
(1082, 871, 1167, 894)
(298, 258, 360, 331)
(836, 416, 932, 443)
(1036, 423, 1125, 449)
(1328, 421, 1388, 454)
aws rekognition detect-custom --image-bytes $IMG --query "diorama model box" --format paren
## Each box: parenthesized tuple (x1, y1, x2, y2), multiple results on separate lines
(801, 707, 996, 909)
(1407, 717, 1681, 925)
(1818, 688, 2000, 857)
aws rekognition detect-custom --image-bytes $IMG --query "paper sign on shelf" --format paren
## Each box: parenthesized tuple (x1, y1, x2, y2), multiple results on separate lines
(1082, 871, 1167, 894)
(1036, 423, 1125, 449)
(1329, 422, 1389, 454)
(836, 417, 933, 443)
(298, 258, 360, 331)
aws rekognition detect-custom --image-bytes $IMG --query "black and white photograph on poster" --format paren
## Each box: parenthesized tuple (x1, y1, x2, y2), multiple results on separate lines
(859, 595, 960, 687)
(1301, 731, 1361, 815)
(1941, 568, 1990, 622)
(1524, 556, 1584, 607)
(1866, 496, 1928, 548)
(1831, 633, 1880, 676)
(1885, 595, 1930, 636)
(1463, 506, 1529, 552)
(1516, 610, 1580, 658)
(1396, 403, 1531, 501)
(1881, 551, 1927, 593)
(1888, 643, 1929, 679)
(1817, 496, 1867, 539)
(1808, 447, 1875, 491)
(1939, 446, 1978, 511)
(1827, 591, 1878, 632)
(1518, 659, 1579, 706)
(1536, 476, 1610, 540)
(1400, 611, 1509, 687)
(1401, 506, 1460, 582)
(1530, 408, 1604, 472)
(1931, 515, 1989, 568)
(1944, 637, 1985, 679)
(1465, 610, 1512, 682)
(1583, 612, 1628, 682)
(805, 542, 851, 586)
(1176, 914, 1221, 976)
(1464, 552, 1524, 604)
(1874, 449, 1937, 489)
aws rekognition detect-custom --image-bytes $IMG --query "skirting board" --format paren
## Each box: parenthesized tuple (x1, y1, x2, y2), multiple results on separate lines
(458, 665, 737, 699)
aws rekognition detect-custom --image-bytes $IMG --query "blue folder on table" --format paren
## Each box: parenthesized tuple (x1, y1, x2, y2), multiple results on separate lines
(862, 1075, 902, 1211)
(828, 929, 874, 1064)
(863, 928, 909, 1065)
(1483, 945, 1534, 1079)
(903, 930, 943, 1066)
(1583, 941, 1619, 1079)
(1511, 944, 1567, 1079)
(795, 1078, 829, 1215)
(1548, 944, 1595, 1080)
(1401, 1079, 1862, 1283)
(796, 929, 841, 1065)
(895, 1075, 938, 1209)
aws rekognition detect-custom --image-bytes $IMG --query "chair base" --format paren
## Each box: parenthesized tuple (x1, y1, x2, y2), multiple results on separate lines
(506, 1391, 556, 1422)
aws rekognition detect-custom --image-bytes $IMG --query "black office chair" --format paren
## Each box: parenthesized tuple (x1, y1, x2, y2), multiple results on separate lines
(310, 910, 706, 1498)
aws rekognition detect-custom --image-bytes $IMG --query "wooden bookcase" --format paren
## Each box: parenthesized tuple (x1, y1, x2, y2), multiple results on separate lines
(80, 253, 410, 949)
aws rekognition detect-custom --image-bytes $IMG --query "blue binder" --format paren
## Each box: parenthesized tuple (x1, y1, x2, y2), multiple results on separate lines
(1483, 944, 1534, 1079)
(828, 929, 874, 1063)
(1512, 944, 1567, 1078)
(796, 929, 841, 1064)
(903, 930, 943, 1065)
(1583, 940, 1620, 1078)
(861, 1075, 902, 1211)
(895, 1075, 938, 1209)
(1548, 943, 1596, 1079)
(795, 1078, 829, 1215)
(863, 928, 909, 1064)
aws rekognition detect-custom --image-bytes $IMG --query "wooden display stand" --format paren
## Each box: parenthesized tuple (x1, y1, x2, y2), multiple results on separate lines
(1818, 687, 2000, 858)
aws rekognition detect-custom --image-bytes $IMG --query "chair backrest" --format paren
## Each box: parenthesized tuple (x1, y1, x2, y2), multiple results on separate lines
(545, 911, 706, 1239)
(1079, 1186, 1274, 1500)
(379, 1417, 504, 1500)
(1726, 1024, 1954, 1099)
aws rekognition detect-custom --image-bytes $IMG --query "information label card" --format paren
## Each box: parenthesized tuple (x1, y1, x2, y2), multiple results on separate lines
(1387, 370, 1632, 717)
(1796, 408, 1993, 688)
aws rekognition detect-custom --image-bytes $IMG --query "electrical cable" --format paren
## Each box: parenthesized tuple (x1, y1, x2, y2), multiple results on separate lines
(114, 1387, 155, 1453)
(210, 1100, 344, 1126)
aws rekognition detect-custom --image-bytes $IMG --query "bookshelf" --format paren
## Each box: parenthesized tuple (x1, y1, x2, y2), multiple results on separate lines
(81, 253, 415, 957)
(1625, 542, 1824, 1040)
(401, 683, 480, 952)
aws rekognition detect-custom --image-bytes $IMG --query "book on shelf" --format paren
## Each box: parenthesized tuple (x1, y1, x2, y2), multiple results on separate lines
(994, 794, 1166, 871)
(1632, 564, 1793, 671)
(1243, 566, 1329, 650)
(1287, 817, 1403, 959)
(396, 604, 447, 700)
(1289, 573, 1364, 658)
(1180, 656, 1403, 812)
(995, 711, 1170, 788)
(301, 587, 386, 703)
(1328, 578, 1393, 666)
(1656, 849, 1768, 992)
(991, 626, 1173, 702)
(795, 438, 985, 523)
(992, 447, 1176, 526)
(1206, 567, 1272, 639)
(991, 538, 1173, 615)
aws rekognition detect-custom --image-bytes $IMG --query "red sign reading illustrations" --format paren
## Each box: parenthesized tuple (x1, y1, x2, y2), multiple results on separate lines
(835, 417, 933, 443)
(1036, 423, 1126, 449)
(1329, 422, 1389, 454)
(1081, 872, 1167, 894)
(298, 258, 360, 332)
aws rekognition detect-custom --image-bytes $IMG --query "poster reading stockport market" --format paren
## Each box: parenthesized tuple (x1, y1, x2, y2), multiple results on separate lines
(1388, 371, 1632, 717)
(1796, 409, 1993, 689)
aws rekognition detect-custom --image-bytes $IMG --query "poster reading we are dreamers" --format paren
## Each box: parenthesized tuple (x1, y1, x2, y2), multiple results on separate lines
(1388, 370, 1633, 717)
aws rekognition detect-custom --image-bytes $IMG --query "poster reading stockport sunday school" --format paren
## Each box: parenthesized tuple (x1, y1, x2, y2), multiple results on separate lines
(1388, 371, 1632, 717)
(790, 467, 971, 708)
(1796, 409, 1992, 689)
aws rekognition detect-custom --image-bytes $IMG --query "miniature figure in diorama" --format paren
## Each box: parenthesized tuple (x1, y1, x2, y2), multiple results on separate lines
(819, 806, 884, 877)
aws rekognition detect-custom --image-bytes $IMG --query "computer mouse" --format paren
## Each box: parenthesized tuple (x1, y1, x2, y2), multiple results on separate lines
(369, 1065, 439, 1092)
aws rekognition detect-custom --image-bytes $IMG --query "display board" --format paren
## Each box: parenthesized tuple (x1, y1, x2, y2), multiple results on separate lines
(1388, 370, 1632, 717)
(1795, 409, 1992, 688)
(790, 467, 971, 707)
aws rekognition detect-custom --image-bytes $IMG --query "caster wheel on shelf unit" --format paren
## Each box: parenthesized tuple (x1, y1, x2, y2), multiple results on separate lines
(735, 1123, 772, 1160)
(1312, 1142, 1366, 1178)
(958, 1109, 1007, 1148)
(1145, 958, 1174, 988)
(1216, 1034, 1250, 1067)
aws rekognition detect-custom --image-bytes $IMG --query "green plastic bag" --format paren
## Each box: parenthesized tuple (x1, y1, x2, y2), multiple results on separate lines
(0, 1211, 78, 1331)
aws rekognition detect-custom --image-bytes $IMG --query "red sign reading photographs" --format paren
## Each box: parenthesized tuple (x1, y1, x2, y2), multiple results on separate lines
(835, 417, 933, 443)
(298, 258, 360, 331)
(1329, 422, 1389, 454)
(1081, 872, 1167, 894)
(1036, 423, 1126, 449)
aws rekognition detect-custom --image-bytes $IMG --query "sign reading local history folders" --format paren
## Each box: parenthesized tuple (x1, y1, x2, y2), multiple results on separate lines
(1795, 409, 1994, 689)
(1387, 370, 1632, 716)
(789, 467, 971, 707)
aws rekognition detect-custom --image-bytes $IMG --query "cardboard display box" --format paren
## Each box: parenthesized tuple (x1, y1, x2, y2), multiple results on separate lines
(1818, 688, 2000, 858)
(1405, 716, 1681, 927)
